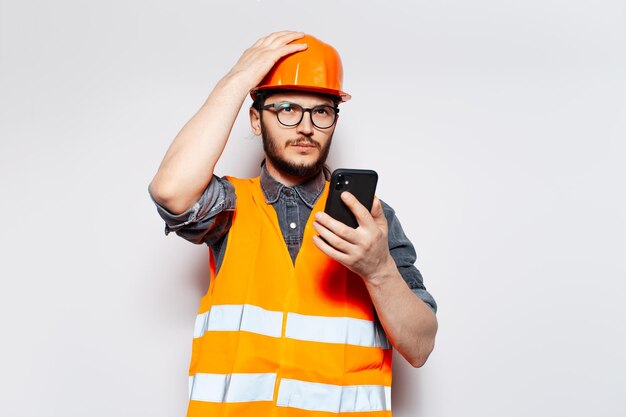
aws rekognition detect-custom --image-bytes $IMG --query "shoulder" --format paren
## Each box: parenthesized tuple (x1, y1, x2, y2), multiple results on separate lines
(378, 198, 415, 251)
(379, 198, 398, 223)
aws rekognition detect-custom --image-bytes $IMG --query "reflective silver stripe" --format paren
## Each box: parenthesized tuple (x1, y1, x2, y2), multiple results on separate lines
(194, 304, 283, 338)
(194, 305, 390, 349)
(285, 312, 391, 349)
(277, 378, 392, 413)
(189, 373, 277, 403)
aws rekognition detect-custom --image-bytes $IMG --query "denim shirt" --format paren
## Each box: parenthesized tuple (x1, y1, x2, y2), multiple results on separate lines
(149, 165, 437, 313)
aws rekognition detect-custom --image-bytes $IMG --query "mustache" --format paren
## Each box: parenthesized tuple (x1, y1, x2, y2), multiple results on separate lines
(285, 137, 321, 148)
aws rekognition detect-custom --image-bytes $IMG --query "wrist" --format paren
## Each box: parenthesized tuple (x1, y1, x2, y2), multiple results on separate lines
(363, 254, 397, 288)
(221, 70, 259, 93)
(203, 74, 253, 109)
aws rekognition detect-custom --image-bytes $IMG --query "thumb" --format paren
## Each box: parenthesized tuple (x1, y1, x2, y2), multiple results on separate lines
(371, 198, 387, 227)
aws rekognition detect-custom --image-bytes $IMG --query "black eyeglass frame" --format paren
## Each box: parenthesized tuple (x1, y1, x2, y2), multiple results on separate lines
(261, 102, 340, 129)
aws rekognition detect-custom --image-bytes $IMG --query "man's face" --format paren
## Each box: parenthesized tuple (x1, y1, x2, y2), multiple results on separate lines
(251, 91, 338, 180)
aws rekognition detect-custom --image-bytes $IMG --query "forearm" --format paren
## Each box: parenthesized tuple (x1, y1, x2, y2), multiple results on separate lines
(364, 256, 438, 368)
(151, 32, 308, 214)
(150, 73, 251, 214)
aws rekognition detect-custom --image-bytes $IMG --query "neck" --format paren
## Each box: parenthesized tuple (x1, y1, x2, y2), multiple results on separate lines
(264, 159, 319, 187)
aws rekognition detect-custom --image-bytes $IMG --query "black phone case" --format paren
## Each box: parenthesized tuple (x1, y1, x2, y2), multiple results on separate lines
(324, 168, 378, 228)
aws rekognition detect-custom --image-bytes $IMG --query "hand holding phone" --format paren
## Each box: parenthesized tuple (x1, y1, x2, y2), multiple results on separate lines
(324, 169, 378, 228)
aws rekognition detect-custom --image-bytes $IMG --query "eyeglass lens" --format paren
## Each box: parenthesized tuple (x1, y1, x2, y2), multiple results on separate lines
(272, 102, 337, 129)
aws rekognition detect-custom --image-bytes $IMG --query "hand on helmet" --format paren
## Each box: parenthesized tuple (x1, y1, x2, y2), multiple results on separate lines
(227, 31, 307, 90)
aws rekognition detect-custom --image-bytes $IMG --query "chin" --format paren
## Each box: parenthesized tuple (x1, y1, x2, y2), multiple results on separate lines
(278, 157, 324, 178)
(284, 150, 317, 163)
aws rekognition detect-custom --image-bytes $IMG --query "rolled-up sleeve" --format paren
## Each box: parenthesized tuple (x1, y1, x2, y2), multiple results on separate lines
(381, 200, 438, 314)
(148, 176, 236, 246)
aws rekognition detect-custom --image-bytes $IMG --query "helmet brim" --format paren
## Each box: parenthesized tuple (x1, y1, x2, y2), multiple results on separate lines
(251, 85, 351, 103)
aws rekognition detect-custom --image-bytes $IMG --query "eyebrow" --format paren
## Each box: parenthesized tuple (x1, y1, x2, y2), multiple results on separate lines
(267, 100, 334, 107)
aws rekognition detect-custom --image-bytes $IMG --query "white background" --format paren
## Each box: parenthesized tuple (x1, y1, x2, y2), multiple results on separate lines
(1, 1, 625, 416)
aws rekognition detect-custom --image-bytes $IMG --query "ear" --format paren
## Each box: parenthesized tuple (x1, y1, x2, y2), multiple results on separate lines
(250, 107, 262, 136)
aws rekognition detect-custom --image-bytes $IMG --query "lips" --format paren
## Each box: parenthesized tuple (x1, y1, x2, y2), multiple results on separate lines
(288, 139, 320, 149)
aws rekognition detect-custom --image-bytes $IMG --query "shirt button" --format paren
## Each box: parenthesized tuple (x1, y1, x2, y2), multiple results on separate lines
(289, 222, 297, 229)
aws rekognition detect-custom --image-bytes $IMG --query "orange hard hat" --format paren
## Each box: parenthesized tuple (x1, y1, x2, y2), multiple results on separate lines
(251, 34, 351, 102)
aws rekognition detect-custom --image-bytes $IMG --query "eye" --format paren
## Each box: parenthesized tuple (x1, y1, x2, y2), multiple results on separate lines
(277, 103, 295, 113)
(313, 106, 329, 115)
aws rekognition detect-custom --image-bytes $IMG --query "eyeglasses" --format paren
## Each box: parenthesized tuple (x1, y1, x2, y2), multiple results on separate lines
(261, 102, 339, 129)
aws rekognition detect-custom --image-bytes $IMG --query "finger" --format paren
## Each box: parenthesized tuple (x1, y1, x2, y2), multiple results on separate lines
(251, 35, 268, 48)
(245, 41, 305, 65)
(253, 42, 306, 74)
(370, 197, 388, 229)
(257, 31, 293, 45)
(312, 234, 351, 264)
(370, 197, 384, 218)
(278, 42, 308, 57)
(312, 221, 353, 254)
(262, 31, 305, 47)
(256, 32, 306, 62)
(269, 39, 308, 59)
(314, 211, 360, 244)
(271, 31, 306, 45)
(341, 192, 375, 228)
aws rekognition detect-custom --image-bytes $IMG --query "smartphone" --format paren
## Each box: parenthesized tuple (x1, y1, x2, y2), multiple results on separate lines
(324, 168, 378, 228)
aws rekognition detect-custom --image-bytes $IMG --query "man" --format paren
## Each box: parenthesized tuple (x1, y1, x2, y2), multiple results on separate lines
(149, 31, 437, 416)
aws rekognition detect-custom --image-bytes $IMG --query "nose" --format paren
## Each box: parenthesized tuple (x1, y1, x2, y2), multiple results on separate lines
(296, 110, 314, 135)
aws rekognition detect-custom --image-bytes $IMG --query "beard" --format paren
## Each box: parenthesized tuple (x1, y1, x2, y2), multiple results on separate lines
(261, 121, 333, 178)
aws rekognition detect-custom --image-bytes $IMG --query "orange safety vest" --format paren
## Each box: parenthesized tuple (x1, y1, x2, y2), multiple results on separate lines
(187, 176, 393, 417)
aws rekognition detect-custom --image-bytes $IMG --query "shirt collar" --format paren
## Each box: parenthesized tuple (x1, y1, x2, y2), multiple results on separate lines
(260, 162, 326, 209)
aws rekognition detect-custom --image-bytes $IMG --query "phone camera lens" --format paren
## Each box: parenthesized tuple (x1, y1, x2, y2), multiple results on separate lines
(335, 174, 344, 189)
